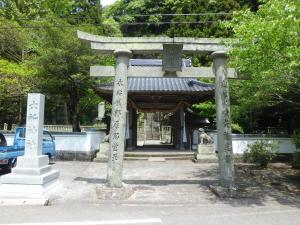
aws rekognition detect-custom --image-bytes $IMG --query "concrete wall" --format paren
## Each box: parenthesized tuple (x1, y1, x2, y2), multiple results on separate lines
(192, 131, 296, 154)
(4, 130, 296, 159)
(231, 135, 296, 154)
(2, 129, 106, 161)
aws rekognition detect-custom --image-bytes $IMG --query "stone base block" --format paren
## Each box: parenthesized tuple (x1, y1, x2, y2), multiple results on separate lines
(1, 170, 59, 185)
(96, 184, 136, 200)
(0, 179, 59, 198)
(94, 156, 108, 162)
(17, 155, 49, 168)
(12, 165, 52, 176)
(194, 153, 218, 163)
(198, 144, 215, 154)
(0, 198, 50, 206)
(56, 150, 96, 161)
(94, 143, 109, 162)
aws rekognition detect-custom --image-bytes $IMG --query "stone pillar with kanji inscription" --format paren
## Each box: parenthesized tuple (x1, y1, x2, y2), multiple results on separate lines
(107, 50, 132, 188)
(211, 51, 234, 188)
(0, 93, 59, 198)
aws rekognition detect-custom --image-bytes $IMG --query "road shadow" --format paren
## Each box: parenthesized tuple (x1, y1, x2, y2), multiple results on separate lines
(192, 163, 300, 208)
(74, 177, 218, 186)
(74, 162, 300, 208)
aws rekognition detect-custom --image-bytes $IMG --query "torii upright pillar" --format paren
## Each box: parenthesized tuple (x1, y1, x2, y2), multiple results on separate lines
(107, 50, 132, 187)
(212, 51, 234, 188)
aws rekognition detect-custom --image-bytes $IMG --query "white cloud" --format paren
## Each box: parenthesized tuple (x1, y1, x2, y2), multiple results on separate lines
(101, 0, 116, 6)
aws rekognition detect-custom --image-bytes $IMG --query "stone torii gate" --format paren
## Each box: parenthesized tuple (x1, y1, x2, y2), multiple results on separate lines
(78, 31, 238, 188)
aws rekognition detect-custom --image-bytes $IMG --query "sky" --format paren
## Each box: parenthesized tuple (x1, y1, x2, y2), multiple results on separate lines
(101, 0, 117, 6)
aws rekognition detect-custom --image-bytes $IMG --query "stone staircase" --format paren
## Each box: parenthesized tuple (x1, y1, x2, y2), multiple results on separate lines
(124, 151, 195, 161)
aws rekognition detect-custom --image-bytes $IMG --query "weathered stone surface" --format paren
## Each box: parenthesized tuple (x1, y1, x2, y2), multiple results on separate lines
(198, 144, 215, 154)
(194, 144, 218, 163)
(56, 150, 96, 161)
(107, 50, 132, 188)
(96, 184, 136, 200)
(212, 51, 234, 188)
(163, 44, 183, 72)
(24, 93, 45, 156)
(94, 142, 109, 162)
(90, 65, 238, 78)
(0, 93, 59, 197)
(209, 184, 259, 199)
(97, 102, 105, 121)
(77, 30, 228, 54)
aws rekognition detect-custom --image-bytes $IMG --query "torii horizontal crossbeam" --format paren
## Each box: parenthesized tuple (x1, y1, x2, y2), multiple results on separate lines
(90, 66, 239, 79)
(78, 31, 228, 54)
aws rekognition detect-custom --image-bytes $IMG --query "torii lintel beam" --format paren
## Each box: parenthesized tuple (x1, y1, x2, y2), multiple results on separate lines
(90, 66, 239, 79)
(77, 30, 228, 54)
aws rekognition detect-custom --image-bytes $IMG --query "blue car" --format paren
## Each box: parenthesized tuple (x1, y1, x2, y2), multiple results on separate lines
(0, 127, 56, 172)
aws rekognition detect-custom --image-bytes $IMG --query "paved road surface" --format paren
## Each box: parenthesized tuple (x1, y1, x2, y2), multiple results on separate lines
(1, 161, 300, 225)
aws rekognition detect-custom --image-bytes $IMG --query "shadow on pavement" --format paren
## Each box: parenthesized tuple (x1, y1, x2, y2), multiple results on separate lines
(74, 177, 218, 186)
(191, 164, 300, 208)
(73, 163, 300, 208)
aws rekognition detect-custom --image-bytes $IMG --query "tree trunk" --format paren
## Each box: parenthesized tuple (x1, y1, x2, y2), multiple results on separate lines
(18, 97, 22, 124)
(67, 87, 81, 132)
(63, 102, 69, 125)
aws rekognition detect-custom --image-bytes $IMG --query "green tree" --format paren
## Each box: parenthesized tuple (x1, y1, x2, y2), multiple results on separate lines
(0, 1, 118, 131)
(0, 58, 37, 127)
(105, 0, 259, 131)
(31, 17, 101, 131)
(225, 0, 300, 133)
(104, 0, 258, 37)
(0, 18, 26, 62)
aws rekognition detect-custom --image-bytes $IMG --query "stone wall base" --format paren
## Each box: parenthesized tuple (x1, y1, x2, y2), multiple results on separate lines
(0, 155, 60, 200)
(0, 179, 59, 199)
(194, 144, 218, 163)
(56, 150, 97, 161)
(94, 142, 109, 162)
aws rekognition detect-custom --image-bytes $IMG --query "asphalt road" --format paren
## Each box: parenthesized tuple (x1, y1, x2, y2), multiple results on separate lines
(1, 161, 300, 225)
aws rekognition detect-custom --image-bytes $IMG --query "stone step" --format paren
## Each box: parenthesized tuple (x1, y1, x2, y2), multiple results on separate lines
(194, 153, 219, 163)
(124, 152, 195, 161)
(125, 151, 195, 158)
(124, 155, 194, 161)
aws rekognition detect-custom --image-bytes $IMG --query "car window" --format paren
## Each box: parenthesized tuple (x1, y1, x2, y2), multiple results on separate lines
(43, 131, 53, 142)
(0, 133, 7, 146)
(19, 129, 26, 138)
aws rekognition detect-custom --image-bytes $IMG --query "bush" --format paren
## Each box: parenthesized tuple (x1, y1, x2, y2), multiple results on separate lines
(244, 140, 278, 168)
(292, 129, 300, 169)
(231, 123, 244, 134)
(292, 150, 300, 169)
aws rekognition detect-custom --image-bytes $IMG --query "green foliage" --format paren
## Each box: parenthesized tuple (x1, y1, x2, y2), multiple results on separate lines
(292, 150, 300, 169)
(244, 140, 278, 168)
(0, 58, 37, 125)
(292, 129, 300, 149)
(292, 129, 300, 169)
(105, 0, 253, 37)
(231, 123, 244, 134)
(0, 18, 27, 62)
(192, 101, 216, 126)
(0, 1, 119, 130)
(224, 0, 300, 133)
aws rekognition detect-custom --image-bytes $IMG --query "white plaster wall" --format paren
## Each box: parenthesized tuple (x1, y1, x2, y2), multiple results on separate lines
(231, 136, 296, 154)
(3, 130, 296, 154)
(53, 133, 87, 152)
(3, 130, 106, 153)
(193, 131, 296, 154)
(3, 133, 14, 145)
(52, 130, 105, 152)
(211, 134, 296, 154)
